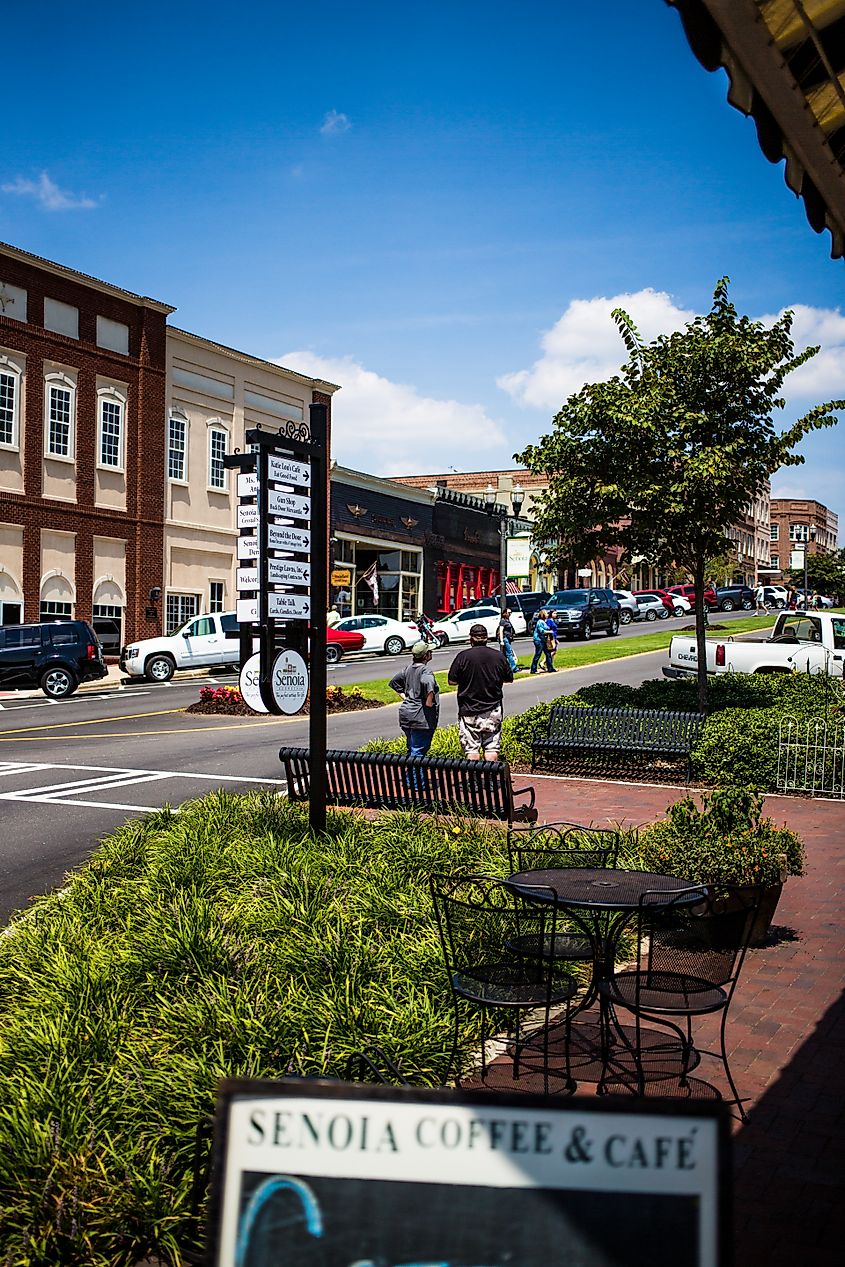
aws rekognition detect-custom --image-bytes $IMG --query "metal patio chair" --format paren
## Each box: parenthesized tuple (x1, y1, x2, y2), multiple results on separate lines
(429, 874, 578, 1096)
(598, 883, 761, 1118)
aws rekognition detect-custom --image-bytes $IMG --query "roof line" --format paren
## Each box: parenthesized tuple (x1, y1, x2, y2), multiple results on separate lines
(0, 240, 175, 312)
(168, 326, 341, 392)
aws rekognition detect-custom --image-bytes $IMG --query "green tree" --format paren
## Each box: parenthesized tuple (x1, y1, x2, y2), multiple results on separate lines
(786, 548, 845, 602)
(517, 279, 843, 712)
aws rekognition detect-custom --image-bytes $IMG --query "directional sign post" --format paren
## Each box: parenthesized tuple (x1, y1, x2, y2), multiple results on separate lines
(231, 404, 329, 831)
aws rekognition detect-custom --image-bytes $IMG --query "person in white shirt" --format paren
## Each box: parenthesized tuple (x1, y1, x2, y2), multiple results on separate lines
(754, 585, 768, 616)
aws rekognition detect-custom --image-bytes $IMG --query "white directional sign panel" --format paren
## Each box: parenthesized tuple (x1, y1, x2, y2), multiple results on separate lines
(268, 455, 311, 487)
(237, 535, 260, 560)
(237, 472, 258, 498)
(267, 489, 311, 519)
(237, 559, 311, 592)
(267, 592, 311, 620)
(237, 504, 260, 529)
(237, 525, 312, 559)
(237, 597, 259, 623)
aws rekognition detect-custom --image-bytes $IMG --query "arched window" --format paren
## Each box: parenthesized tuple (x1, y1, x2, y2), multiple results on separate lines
(44, 371, 76, 460)
(0, 564, 23, 625)
(97, 386, 126, 469)
(168, 407, 188, 482)
(40, 570, 75, 620)
(0, 353, 23, 449)
(207, 417, 229, 491)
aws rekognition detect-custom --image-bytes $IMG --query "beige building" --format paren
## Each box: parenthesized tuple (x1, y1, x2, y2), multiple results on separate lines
(163, 329, 338, 632)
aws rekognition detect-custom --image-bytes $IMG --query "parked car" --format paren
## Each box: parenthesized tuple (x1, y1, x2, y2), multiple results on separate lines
(635, 594, 670, 621)
(760, 586, 787, 609)
(634, 588, 676, 616)
(332, 614, 419, 656)
(612, 590, 641, 625)
(666, 583, 717, 610)
(326, 626, 366, 664)
(0, 620, 107, 698)
(433, 605, 526, 646)
(715, 585, 754, 612)
(666, 611, 845, 678)
(470, 591, 550, 621)
(121, 611, 243, 681)
(545, 588, 621, 639)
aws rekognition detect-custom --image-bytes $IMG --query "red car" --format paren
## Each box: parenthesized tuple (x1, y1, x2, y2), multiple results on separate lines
(326, 626, 365, 664)
(666, 583, 718, 610)
(633, 588, 676, 616)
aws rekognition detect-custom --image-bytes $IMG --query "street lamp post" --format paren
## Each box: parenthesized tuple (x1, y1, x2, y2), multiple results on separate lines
(484, 482, 525, 614)
(803, 524, 817, 606)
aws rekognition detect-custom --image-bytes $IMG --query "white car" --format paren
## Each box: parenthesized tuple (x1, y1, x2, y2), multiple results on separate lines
(433, 605, 526, 646)
(670, 594, 693, 616)
(332, 614, 420, 656)
(121, 611, 242, 681)
(634, 594, 670, 621)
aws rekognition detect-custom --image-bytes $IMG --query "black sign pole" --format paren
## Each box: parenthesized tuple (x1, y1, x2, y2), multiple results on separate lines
(256, 438, 277, 713)
(308, 402, 328, 833)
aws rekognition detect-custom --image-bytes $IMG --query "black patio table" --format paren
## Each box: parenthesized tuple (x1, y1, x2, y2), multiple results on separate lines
(508, 867, 708, 1089)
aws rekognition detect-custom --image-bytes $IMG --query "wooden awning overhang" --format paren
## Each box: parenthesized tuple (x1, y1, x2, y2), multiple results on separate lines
(668, 0, 845, 258)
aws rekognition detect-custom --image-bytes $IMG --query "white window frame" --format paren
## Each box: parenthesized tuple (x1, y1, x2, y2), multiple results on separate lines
(770, 524, 779, 541)
(209, 580, 225, 613)
(0, 353, 22, 450)
(207, 419, 229, 493)
(44, 372, 76, 462)
(96, 386, 126, 471)
(165, 591, 201, 634)
(167, 409, 188, 483)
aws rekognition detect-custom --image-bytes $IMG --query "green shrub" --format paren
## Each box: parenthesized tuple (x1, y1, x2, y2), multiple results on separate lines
(633, 786, 805, 888)
(0, 795, 514, 1265)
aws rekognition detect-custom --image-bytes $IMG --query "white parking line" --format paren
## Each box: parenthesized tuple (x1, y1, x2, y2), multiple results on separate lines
(0, 760, 288, 811)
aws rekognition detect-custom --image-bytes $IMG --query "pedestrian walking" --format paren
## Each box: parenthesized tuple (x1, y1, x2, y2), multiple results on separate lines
(546, 608, 559, 667)
(497, 607, 519, 672)
(448, 622, 513, 760)
(327, 604, 341, 627)
(389, 640, 440, 763)
(530, 609, 556, 674)
(754, 584, 767, 616)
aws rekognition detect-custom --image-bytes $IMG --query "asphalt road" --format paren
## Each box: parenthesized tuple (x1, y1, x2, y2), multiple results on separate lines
(0, 634, 689, 924)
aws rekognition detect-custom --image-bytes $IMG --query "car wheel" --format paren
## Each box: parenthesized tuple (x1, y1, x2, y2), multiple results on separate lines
(658, 608, 670, 619)
(720, 599, 735, 612)
(40, 666, 77, 699)
(619, 609, 633, 625)
(437, 633, 449, 647)
(673, 605, 685, 617)
(145, 654, 175, 683)
(384, 635, 404, 656)
(607, 616, 619, 637)
(646, 609, 658, 621)
(582, 620, 593, 640)
(326, 645, 343, 665)
(775, 599, 785, 609)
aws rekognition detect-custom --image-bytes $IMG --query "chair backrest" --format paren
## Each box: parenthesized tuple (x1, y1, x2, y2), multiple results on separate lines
(507, 820, 620, 874)
(636, 884, 760, 998)
(429, 874, 559, 985)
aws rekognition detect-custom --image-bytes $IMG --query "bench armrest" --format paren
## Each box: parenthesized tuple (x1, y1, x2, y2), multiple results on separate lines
(512, 782, 538, 823)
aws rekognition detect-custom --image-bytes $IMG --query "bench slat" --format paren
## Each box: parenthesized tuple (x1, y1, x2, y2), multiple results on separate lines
(532, 706, 705, 782)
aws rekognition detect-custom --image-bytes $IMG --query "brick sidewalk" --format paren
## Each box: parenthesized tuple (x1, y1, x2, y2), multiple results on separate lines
(482, 776, 845, 1266)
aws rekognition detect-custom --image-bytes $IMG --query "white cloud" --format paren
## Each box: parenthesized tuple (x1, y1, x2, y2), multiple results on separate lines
(1, 171, 99, 211)
(759, 303, 845, 400)
(320, 110, 351, 137)
(277, 351, 509, 475)
(497, 288, 696, 410)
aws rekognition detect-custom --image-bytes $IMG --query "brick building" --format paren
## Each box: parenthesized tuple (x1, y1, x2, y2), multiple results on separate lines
(769, 497, 839, 577)
(0, 241, 173, 646)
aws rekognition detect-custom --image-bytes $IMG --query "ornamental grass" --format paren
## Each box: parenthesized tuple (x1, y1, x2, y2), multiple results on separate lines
(0, 795, 510, 1266)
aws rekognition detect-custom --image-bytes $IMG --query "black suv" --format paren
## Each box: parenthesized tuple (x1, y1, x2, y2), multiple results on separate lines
(0, 621, 107, 698)
(546, 588, 621, 639)
(714, 585, 755, 612)
(471, 591, 551, 621)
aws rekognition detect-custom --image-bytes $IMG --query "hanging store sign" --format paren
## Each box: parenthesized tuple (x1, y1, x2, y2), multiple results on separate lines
(208, 1082, 727, 1267)
(330, 567, 352, 586)
(506, 534, 532, 579)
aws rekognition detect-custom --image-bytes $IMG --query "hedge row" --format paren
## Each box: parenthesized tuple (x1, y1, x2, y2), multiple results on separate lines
(365, 673, 845, 788)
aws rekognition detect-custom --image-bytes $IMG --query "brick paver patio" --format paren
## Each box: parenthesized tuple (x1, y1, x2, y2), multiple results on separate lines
(477, 776, 845, 1266)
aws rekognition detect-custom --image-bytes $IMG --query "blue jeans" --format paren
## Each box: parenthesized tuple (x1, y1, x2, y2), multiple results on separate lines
(531, 639, 555, 673)
(402, 726, 435, 790)
(502, 637, 518, 672)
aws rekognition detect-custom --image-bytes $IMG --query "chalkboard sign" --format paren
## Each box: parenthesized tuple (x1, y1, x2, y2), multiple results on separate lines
(207, 1080, 729, 1267)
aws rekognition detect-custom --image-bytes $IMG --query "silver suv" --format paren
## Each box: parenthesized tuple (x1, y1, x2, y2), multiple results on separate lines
(613, 590, 640, 625)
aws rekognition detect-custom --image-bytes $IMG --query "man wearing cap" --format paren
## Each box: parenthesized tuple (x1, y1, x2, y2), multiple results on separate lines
(389, 640, 440, 761)
(448, 622, 514, 760)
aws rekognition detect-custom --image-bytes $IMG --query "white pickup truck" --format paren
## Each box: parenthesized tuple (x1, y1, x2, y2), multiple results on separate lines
(665, 611, 845, 679)
(120, 611, 241, 681)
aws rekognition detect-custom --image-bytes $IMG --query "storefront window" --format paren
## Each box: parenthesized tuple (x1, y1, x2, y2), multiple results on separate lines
(351, 544, 422, 621)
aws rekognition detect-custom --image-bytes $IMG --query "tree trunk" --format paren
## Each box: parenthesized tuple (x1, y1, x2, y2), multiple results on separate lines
(693, 560, 709, 716)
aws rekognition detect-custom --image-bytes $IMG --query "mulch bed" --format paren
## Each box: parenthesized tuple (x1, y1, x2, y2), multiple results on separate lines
(186, 690, 382, 717)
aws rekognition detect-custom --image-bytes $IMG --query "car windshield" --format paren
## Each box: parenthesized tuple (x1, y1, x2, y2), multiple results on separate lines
(551, 591, 588, 607)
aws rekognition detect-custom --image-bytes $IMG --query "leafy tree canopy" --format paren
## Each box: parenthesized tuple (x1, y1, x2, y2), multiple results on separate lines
(786, 548, 845, 600)
(516, 278, 843, 709)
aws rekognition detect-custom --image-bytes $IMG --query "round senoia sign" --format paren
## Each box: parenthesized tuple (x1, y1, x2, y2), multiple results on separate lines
(271, 648, 309, 715)
(238, 652, 268, 715)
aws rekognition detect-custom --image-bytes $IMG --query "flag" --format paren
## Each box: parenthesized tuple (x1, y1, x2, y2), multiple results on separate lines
(360, 561, 379, 604)
(505, 579, 522, 595)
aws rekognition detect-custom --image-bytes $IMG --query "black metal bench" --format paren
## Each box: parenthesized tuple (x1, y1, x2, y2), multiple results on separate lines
(278, 746, 537, 823)
(531, 706, 705, 783)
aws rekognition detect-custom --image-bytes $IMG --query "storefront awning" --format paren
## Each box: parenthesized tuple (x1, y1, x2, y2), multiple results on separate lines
(669, 0, 845, 258)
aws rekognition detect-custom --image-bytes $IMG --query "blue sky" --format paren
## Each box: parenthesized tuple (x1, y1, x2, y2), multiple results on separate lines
(3, 1, 843, 525)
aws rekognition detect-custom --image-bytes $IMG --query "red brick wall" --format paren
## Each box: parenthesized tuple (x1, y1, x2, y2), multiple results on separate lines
(0, 250, 169, 642)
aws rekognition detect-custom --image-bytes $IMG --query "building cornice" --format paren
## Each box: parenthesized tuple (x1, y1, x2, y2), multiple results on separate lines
(168, 327, 340, 394)
(0, 240, 175, 313)
(331, 464, 435, 506)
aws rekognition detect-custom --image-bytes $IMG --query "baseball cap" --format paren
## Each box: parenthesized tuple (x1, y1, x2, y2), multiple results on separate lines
(469, 623, 489, 640)
(411, 640, 432, 657)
